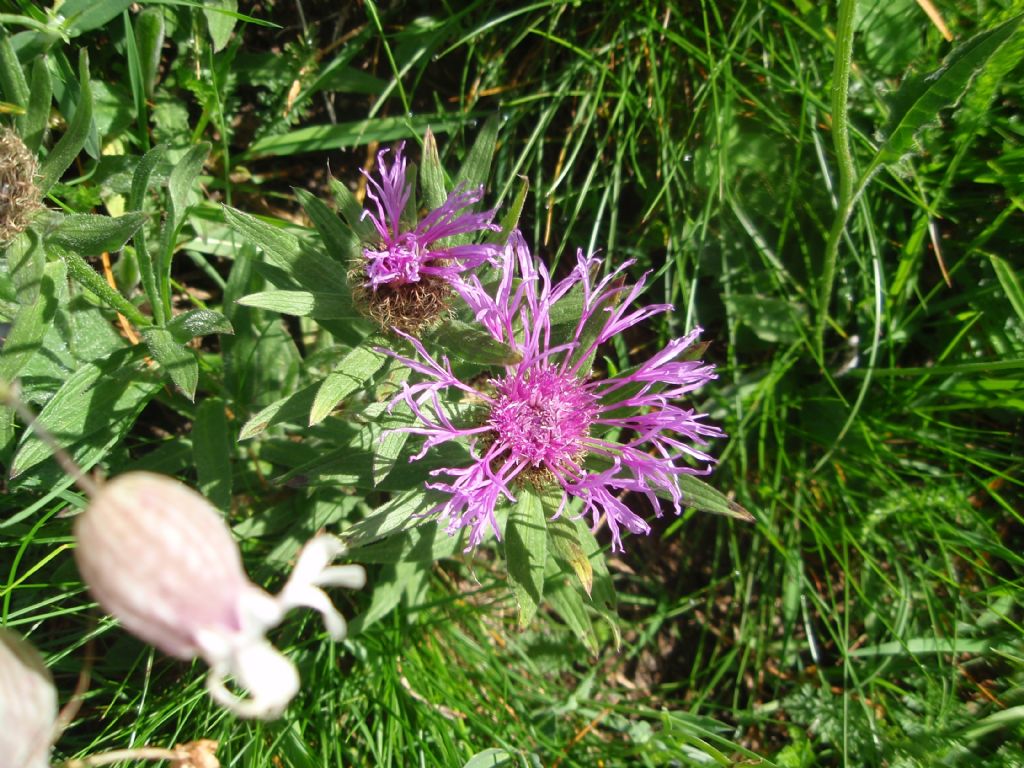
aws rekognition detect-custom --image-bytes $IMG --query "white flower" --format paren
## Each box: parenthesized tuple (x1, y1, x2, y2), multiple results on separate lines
(73, 472, 365, 720)
(0, 629, 57, 768)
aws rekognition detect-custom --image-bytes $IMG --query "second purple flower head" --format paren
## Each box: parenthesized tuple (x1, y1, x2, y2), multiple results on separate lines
(352, 141, 499, 333)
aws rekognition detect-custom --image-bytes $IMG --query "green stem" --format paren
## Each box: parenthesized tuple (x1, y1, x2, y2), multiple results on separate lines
(365, 0, 410, 115)
(816, 0, 858, 361)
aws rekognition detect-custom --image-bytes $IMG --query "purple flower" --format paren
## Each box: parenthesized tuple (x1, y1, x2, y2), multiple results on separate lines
(74, 472, 366, 719)
(360, 142, 499, 290)
(384, 232, 725, 552)
(0, 630, 56, 768)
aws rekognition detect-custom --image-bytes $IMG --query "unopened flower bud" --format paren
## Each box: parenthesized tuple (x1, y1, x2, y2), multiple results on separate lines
(73, 472, 365, 719)
(0, 629, 57, 768)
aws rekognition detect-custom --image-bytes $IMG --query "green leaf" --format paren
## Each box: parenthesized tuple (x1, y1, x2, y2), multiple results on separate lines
(724, 294, 808, 344)
(222, 206, 350, 294)
(674, 474, 754, 522)
(873, 14, 1024, 169)
(462, 749, 515, 768)
(309, 342, 389, 426)
(165, 308, 233, 342)
(24, 55, 51, 153)
(123, 8, 148, 151)
(9, 348, 159, 480)
(192, 398, 232, 510)
(141, 327, 199, 401)
(0, 261, 65, 384)
(487, 174, 528, 245)
(453, 113, 499, 194)
(348, 521, 462, 564)
(203, 0, 237, 53)
(346, 558, 429, 636)
(339, 488, 438, 548)
(168, 143, 210, 231)
(129, 144, 166, 319)
(129, 144, 167, 211)
(989, 254, 1024, 326)
(426, 319, 522, 366)
(134, 7, 165, 98)
(238, 382, 320, 440)
(505, 485, 547, 628)
(548, 514, 593, 596)
(7, 229, 46, 303)
(157, 143, 210, 320)
(51, 243, 151, 328)
(545, 563, 598, 655)
(293, 187, 360, 265)
(419, 128, 447, 211)
(223, 205, 300, 266)
(245, 114, 466, 158)
(572, 517, 620, 648)
(0, 31, 29, 134)
(372, 366, 413, 486)
(37, 49, 93, 195)
(46, 212, 147, 255)
(60, 0, 134, 36)
(236, 289, 355, 319)
(329, 177, 376, 241)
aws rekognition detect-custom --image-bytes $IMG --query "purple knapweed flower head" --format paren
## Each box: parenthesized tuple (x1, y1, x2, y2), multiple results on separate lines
(0, 629, 57, 768)
(73, 472, 366, 720)
(384, 232, 726, 552)
(350, 142, 500, 333)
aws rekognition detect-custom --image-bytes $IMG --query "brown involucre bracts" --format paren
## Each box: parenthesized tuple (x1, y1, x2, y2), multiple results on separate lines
(73, 472, 366, 720)
(0, 128, 41, 243)
(0, 629, 58, 768)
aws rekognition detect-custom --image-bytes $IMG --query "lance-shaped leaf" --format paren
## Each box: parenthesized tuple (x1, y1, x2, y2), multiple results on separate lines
(204, 0, 238, 53)
(308, 342, 389, 426)
(237, 289, 355, 320)
(486, 174, 528, 245)
(238, 382, 320, 441)
(329, 177, 376, 241)
(46, 212, 147, 255)
(37, 49, 93, 195)
(223, 206, 349, 294)
(505, 485, 547, 628)
(193, 398, 232, 511)
(166, 308, 234, 343)
(872, 13, 1024, 171)
(141, 328, 199, 401)
(0, 32, 29, 135)
(419, 128, 448, 212)
(425, 319, 522, 366)
(50, 243, 151, 329)
(548, 514, 593, 597)
(10, 348, 160, 480)
(135, 7, 165, 98)
(545, 559, 599, 655)
(339, 488, 439, 548)
(24, 55, 51, 153)
(453, 113, 499, 195)
(293, 187, 360, 265)
(673, 474, 754, 522)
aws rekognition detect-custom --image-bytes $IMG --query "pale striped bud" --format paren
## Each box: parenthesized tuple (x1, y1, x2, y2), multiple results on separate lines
(0, 629, 57, 768)
(73, 472, 366, 720)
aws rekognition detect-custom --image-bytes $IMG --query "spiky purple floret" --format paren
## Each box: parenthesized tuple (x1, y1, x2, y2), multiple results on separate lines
(384, 232, 725, 552)
(360, 143, 500, 289)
